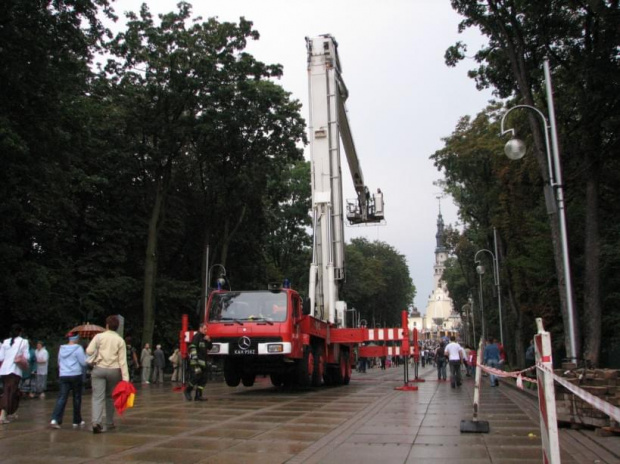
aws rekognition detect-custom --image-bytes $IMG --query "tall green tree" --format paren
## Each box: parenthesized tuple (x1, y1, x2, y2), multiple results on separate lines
(446, 0, 620, 365)
(0, 0, 115, 336)
(264, 160, 312, 289)
(341, 238, 415, 328)
(101, 3, 305, 344)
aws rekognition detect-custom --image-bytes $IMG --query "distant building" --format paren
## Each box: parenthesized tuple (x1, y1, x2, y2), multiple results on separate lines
(407, 305, 423, 336)
(422, 207, 461, 340)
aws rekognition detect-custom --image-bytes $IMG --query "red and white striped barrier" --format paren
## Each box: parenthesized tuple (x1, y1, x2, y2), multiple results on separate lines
(534, 319, 561, 464)
(366, 328, 405, 342)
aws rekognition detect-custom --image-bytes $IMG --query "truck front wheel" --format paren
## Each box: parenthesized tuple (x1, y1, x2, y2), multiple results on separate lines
(297, 346, 313, 387)
(241, 372, 256, 387)
(270, 373, 285, 387)
(224, 359, 241, 387)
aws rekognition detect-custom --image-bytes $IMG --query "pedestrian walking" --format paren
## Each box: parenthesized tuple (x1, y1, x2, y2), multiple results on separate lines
(444, 336, 463, 388)
(86, 315, 129, 434)
(140, 343, 153, 384)
(184, 323, 212, 401)
(125, 336, 140, 383)
(50, 332, 87, 429)
(34, 341, 49, 399)
(0, 325, 30, 424)
(152, 344, 165, 384)
(20, 343, 37, 397)
(435, 342, 447, 381)
(169, 348, 181, 382)
(483, 337, 501, 387)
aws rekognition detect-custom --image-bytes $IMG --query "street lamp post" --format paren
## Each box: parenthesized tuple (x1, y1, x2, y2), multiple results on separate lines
(474, 245, 503, 346)
(475, 264, 486, 341)
(499, 58, 577, 361)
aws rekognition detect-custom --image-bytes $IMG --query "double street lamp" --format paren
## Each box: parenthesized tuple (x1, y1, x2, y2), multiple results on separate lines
(499, 58, 577, 361)
(474, 243, 503, 346)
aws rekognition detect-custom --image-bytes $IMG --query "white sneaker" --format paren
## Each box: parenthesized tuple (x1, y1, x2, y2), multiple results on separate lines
(50, 420, 60, 429)
(73, 421, 86, 428)
(40, 393, 46, 399)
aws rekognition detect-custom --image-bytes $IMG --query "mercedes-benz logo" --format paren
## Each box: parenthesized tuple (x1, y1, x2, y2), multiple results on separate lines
(238, 336, 251, 350)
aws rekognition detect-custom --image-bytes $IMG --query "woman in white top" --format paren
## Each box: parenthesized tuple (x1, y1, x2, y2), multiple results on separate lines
(0, 324, 30, 424)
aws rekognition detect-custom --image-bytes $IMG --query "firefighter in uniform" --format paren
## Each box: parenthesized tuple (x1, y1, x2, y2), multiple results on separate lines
(184, 323, 212, 401)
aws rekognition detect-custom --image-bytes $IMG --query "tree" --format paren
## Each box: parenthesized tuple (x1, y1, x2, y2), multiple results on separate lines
(446, 0, 620, 365)
(264, 160, 312, 289)
(101, 3, 306, 344)
(0, 0, 116, 335)
(433, 104, 560, 366)
(341, 238, 415, 327)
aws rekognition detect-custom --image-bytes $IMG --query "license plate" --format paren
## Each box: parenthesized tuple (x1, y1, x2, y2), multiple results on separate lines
(233, 349, 256, 355)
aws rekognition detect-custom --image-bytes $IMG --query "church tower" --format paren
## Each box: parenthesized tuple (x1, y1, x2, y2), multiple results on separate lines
(423, 201, 460, 339)
(433, 206, 448, 291)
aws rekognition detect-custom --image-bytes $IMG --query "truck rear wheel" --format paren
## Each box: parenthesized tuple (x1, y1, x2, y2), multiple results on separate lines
(342, 352, 352, 385)
(224, 359, 241, 387)
(312, 345, 324, 387)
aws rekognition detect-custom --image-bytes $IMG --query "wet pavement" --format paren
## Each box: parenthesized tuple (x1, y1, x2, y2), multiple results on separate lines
(0, 364, 617, 463)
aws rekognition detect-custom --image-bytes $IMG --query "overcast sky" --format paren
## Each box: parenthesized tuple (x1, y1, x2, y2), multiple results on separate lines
(110, 0, 494, 313)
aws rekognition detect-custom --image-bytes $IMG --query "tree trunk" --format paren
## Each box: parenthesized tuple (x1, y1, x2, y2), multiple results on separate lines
(220, 205, 247, 266)
(142, 180, 166, 346)
(582, 160, 601, 366)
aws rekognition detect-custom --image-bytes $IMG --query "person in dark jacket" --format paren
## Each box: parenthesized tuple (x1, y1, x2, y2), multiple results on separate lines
(184, 323, 212, 401)
(152, 345, 165, 384)
(50, 332, 87, 428)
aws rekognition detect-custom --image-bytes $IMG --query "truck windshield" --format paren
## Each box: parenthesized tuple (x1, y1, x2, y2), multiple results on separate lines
(208, 291, 288, 323)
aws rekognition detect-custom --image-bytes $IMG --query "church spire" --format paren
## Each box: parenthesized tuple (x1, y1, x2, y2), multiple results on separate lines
(435, 198, 446, 253)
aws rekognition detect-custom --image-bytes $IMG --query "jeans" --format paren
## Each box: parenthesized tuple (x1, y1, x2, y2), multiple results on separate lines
(436, 359, 447, 380)
(487, 359, 499, 386)
(51, 375, 83, 425)
(449, 360, 462, 387)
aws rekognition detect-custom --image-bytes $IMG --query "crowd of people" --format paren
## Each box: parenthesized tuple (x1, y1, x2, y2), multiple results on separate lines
(356, 336, 510, 390)
(0, 316, 196, 433)
(2, 317, 523, 434)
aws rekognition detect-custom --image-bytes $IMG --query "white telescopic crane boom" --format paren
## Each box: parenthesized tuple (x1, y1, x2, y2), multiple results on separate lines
(306, 35, 384, 325)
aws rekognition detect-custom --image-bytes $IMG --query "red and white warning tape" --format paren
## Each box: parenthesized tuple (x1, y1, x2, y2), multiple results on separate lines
(478, 363, 537, 387)
(478, 362, 620, 424)
(537, 363, 620, 424)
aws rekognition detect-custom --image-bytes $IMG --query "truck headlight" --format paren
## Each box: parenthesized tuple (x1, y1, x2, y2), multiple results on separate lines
(267, 344, 283, 353)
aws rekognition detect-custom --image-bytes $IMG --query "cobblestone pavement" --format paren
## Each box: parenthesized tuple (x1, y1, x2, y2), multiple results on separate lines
(0, 364, 617, 463)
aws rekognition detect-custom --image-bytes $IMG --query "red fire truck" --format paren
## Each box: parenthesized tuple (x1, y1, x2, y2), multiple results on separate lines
(181, 35, 410, 388)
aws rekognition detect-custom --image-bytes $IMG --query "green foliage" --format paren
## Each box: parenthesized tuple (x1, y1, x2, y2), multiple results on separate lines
(0, 2, 308, 346)
(341, 238, 415, 327)
(443, 0, 620, 365)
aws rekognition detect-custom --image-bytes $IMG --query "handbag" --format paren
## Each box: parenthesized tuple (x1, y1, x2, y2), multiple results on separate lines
(14, 340, 29, 371)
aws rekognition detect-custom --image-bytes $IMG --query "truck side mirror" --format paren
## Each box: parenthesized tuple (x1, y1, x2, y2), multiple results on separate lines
(302, 298, 311, 316)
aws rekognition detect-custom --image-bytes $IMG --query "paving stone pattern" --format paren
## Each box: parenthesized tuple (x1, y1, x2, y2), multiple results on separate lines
(0, 365, 614, 463)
